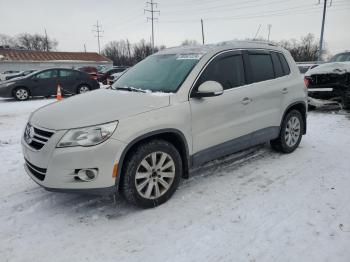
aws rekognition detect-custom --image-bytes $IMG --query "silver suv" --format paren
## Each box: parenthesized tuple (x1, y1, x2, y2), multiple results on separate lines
(22, 41, 307, 208)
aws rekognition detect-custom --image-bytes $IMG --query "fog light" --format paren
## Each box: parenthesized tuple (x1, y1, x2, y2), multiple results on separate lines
(77, 169, 98, 182)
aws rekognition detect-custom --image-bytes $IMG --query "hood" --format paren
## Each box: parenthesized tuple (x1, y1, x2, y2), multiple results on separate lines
(30, 89, 170, 130)
(0, 75, 27, 84)
(305, 62, 350, 76)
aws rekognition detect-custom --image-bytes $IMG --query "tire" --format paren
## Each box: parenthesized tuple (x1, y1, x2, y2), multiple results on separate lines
(77, 85, 91, 94)
(341, 89, 350, 110)
(121, 139, 182, 208)
(271, 110, 304, 153)
(13, 87, 30, 101)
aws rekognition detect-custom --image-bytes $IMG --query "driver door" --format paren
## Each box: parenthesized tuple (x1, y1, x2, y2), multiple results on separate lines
(190, 51, 252, 164)
(30, 69, 58, 96)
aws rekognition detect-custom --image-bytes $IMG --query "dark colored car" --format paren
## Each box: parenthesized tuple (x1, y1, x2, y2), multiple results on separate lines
(98, 66, 129, 85)
(5, 70, 37, 81)
(0, 68, 99, 101)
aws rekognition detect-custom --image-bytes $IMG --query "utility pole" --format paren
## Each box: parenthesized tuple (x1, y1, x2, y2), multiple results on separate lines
(201, 19, 205, 45)
(145, 0, 160, 52)
(92, 20, 103, 54)
(267, 24, 272, 41)
(44, 29, 49, 51)
(84, 43, 87, 53)
(317, 0, 328, 61)
(253, 24, 261, 40)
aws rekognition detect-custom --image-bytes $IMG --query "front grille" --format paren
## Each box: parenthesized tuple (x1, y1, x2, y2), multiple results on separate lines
(25, 159, 47, 181)
(24, 124, 54, 150)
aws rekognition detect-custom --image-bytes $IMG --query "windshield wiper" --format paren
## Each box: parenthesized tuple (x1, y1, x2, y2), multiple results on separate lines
(114, 86, 147, 93)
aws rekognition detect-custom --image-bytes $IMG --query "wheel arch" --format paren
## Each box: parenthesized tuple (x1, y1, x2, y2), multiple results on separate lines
(76, 83, 91, 93)
(116, 128, 190, 189)
(281, 101, 307, 134)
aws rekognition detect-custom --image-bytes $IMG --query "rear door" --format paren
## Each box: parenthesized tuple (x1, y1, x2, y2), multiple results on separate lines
(58, 69, 81, 94)
(241, 50, 283, 135)
(29, 69, 58, 96)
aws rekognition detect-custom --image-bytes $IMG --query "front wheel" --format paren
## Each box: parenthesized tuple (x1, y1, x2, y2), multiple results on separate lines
(14, 87, 30, 101)
(271, 110, 304, 153)
(121, 139, 182, 208)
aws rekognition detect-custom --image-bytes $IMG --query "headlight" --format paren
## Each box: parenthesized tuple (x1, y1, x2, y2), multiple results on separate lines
(57, 121, 118, 148)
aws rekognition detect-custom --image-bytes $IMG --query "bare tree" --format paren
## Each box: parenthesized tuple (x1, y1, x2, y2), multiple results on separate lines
(16, 33, 58, 51)
(181, 39, 199, 46)
(102, 39, 164, 66)
(0, 34, 17, 47)
(278, 34, 321, 62)
(102, 40, 133, 66)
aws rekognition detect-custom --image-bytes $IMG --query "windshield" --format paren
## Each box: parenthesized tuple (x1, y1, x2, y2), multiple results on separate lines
(329, 53, 350, 62)
(112, 54, 201, 93)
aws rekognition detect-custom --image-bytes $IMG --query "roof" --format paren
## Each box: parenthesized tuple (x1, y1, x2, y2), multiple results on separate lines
(0, 49, 111, 62)
(156, 40, 282, 56)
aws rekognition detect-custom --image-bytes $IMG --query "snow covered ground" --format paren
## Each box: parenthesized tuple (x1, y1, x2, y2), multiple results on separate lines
(1, 98, 350, 262)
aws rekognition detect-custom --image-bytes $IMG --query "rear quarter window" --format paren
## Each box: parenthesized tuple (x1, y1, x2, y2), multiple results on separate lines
(278, 53, 291, 75)
(271, 52, 284, 77)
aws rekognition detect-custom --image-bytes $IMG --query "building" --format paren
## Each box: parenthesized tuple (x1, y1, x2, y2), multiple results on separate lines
(0, 49, 113, 72)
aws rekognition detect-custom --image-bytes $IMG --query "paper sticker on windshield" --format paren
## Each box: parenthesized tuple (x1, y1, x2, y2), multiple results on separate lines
(176, 54, 203, 60)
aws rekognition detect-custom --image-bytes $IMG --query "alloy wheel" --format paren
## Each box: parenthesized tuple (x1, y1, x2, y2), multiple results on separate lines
(15, 89, 29, 100)
(135, 151, 176, 200)
(285, 116, 301, 147)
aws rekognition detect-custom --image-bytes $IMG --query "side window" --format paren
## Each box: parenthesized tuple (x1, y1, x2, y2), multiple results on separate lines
(197, 54, 245, 90)
(248, 53, 274, 82)
(35, 70, 57, 79)
(271, 52, 284, 78)
(60, 69, 75, 77)
(278, 53, 291, 75)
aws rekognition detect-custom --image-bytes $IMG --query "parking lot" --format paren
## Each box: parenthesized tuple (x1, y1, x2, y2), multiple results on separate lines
(0, 97, 349, 262)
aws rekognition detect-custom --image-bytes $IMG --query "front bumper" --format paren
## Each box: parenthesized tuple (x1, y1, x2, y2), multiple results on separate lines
(21, 126, 127, 195)
(0, 85, 13, 98)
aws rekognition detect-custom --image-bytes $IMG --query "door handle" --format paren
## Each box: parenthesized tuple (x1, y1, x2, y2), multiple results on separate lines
(282, 88, 288, 94)
(241, 97, 252, 105)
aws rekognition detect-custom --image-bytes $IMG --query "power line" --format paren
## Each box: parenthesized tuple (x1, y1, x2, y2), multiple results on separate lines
(145, 0, 160, 52)
(92, 20, 103, 54)
(161, 2, 350, 23)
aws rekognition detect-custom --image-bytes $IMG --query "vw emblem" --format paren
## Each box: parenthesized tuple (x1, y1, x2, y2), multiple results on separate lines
(25, 124, 35, 144)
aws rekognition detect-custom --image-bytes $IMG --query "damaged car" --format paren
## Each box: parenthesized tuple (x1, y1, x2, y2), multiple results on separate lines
(304, 51, 350, 109)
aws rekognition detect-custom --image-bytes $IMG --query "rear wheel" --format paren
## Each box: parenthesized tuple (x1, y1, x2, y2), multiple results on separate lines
(77, 85, 91, 94)
(13, 87, 30, 101)
(121, 139, 182, 208)
(271, 110, 303, 153)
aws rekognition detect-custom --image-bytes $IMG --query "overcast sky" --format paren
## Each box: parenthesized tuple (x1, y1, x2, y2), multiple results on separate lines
(1, 0, 349, 55)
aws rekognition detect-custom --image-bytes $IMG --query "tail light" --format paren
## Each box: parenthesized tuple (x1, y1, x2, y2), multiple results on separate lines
(304, 77, 311, 88)
(89, 73, 98, 80)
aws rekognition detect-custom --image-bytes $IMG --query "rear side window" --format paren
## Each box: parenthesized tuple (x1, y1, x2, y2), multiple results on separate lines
(248, 54, 274, 82)
(278, 53, 291, 75)
(197, 54, 245, 90)
(60, 70, 78, 77)
(271, 52, 284, 77)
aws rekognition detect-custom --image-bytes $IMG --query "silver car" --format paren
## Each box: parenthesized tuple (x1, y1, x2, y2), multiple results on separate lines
(22, 41, 307, 207)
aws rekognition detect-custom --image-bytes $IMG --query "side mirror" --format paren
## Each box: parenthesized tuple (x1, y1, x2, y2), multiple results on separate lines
(192, 81, 224, 98)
